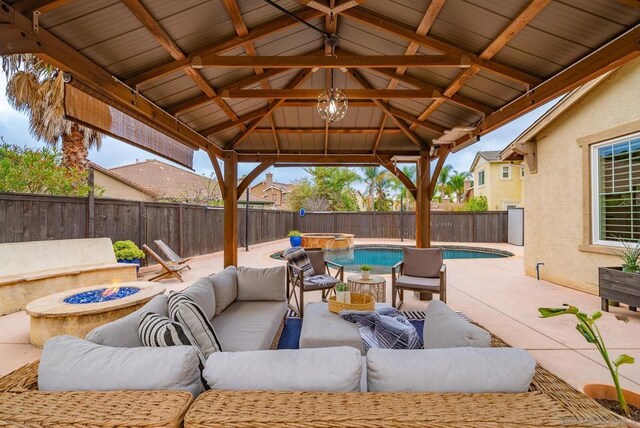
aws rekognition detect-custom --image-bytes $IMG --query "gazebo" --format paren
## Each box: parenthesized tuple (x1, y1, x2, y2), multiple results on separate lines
(1, 0, 638, 267)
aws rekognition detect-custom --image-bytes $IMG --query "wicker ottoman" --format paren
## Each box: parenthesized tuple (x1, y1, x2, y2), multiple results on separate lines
(299, 302, 389, 355)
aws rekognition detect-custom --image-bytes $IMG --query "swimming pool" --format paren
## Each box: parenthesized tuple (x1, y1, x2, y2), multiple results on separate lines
(273, 245, 513, 274)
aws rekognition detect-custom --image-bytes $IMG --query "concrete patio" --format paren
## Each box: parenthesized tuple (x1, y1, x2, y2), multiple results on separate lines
(1, 238, 639, 394)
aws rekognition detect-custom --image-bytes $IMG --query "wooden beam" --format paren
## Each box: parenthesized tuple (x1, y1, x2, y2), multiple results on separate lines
(227, 68, 314, 149)
(296, 0, 367, 15)
(237, 160, 274, 199)
(341, 7, 541, 86)
(454, 25, 640, 151)
(223, 151, 238, 267)
(193, 54, 474, 69)
(372, 118, 386, 152)
(382, 163, 417, 199)
(416, 151, 431, 248)
(220, 89, 442, 99)
(207, 149, 225, 199)
(237, 153, 394, 163)
(0, 2, 221, 156)
(429, 146, 449, 197)
(202, 107, 271, 135)
(254, 127, 403, 134)
(127, 8, 323, 87)
(281, 100, 376, 107)
(12, 0, 71, 13)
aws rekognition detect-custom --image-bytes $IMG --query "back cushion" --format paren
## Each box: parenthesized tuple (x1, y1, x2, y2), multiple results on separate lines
(306, 251, 326, 276)
(237, 266, 285, 301)
(423, 300, 491, 349)
(204, 347, 362, 392)
(85, 294, 168, 347)
(367, 348, 535, 393)
(39, 335, 202, 397)
(182, 276, 216, 320)
(403, 247, 442, 278)
(212, 266, 238, 315)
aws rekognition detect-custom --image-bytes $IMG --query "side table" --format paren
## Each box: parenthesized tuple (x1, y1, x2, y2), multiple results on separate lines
(346, 274, 386, 303)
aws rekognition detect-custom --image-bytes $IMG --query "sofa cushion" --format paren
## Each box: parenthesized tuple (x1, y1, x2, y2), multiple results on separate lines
(168, 292, 222, 358)
(237, 266, 285, 301)
(394, 275, 440, 291)
(367, 347, 535, 393)
(85, 294, 168, 347)
(204, 347, 362, 392)
(182, 276, 216, 321)
(423, 300, 490, 349)
(403, 247, 442, 278)
(212, 266, 238, 315)
(38, 335, 202, 397)
(211, 301, 287, 351)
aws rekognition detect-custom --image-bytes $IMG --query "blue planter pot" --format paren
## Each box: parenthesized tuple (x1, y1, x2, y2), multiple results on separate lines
(289, 236, 302, 247)
(118, 258, 141, 273)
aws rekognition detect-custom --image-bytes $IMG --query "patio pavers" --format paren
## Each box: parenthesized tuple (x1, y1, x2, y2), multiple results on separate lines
(1, 237, 639, 394)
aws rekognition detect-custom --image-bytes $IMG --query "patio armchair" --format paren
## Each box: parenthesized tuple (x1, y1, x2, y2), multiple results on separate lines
(143, 244, 189, 282)
(392, 247, 446, 308)
(285, 248, 344, 317)
(154, 240, 192, 269)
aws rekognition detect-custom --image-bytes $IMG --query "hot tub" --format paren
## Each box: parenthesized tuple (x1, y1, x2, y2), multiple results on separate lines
(301, 233, 355, 251)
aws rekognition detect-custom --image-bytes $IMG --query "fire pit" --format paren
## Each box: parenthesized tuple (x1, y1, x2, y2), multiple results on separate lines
(25, 281, 165, 347)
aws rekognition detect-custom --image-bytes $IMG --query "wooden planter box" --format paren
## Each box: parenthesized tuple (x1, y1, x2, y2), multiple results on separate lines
(598, 266, 640, 312)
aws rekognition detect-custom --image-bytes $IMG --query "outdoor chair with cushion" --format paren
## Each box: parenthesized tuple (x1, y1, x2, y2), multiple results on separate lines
(154, 240, 192, 269)
(144, 244, 189, 282)
(392, 247, 446, 308)
(284, 248, 343, 317)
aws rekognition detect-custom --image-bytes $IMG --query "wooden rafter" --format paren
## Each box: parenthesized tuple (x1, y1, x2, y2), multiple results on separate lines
(127, 8, 323, 87)
(220, 89, 444, 99)
(429, 146, 450, 197)
(237, 160, 275, 200)
(227, 68, 314, 149)
(12, 0, 70, 13)
(253, 128, 403, 134)
(296, 0, 367, 15)
(341, 7, 541, 86)
(237, 153, 395, 163)
(409, 0, 551, 131)
(323, 0, 337, 155)
(207, 149, 225, 198)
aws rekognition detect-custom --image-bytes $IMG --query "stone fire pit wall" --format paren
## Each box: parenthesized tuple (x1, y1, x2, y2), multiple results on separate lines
(301, 233, 355, 251)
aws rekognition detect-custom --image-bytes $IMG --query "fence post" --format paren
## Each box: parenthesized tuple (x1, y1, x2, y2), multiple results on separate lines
(244, 191, 249, 251)
(399, 196, 404, 241)
(139, 201, 146, 265)
(86, 167, 95, 238)
(178, 204, 184, 256)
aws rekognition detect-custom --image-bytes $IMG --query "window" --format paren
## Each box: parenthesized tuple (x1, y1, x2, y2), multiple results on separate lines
(501, 165, 511, 179)
(592, 132, 640, 245)
(520, 167, 525, 179)
(478, 170, 485, 186)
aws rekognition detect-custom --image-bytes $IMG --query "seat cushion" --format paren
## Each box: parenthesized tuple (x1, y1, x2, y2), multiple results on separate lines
(203, 347, 362, 392)
(211, 301, 287, 351)
(303, 275, 340, 290)
(85, 294, 168, 348)
(403, 247, 442, 278)
(394, 275, 440, 291)
(367, 347, 536, 393)
(237, 266, 286, 301)
(212, 266, 238, 315)
(423, 300, 491, 349)
(182, 276, 216, 321)
(38, 335, 202, 397)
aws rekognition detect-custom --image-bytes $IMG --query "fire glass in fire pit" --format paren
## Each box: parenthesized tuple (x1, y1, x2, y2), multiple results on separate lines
(63, 287, 141, 304)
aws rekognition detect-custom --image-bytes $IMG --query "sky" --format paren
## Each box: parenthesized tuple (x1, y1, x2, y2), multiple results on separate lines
(0, 71, 557, 187)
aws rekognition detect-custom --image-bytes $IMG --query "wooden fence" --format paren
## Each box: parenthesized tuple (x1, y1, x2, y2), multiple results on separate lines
(0, 193, 508, 262)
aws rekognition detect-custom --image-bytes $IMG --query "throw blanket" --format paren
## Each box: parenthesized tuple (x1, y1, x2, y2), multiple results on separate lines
(340, 307, 423, 352)
(308, 274, 336, 286)
(282, 247, 314, 277)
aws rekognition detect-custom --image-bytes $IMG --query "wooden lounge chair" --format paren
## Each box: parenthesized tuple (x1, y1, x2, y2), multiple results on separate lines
(143, 244, 189, 282)
(154, 240, 192, 269)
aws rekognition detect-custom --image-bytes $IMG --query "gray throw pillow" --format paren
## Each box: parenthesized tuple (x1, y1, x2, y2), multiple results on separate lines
(367, 347, 535, 393)
(403, 247, 442, 278)
(168, 292, 222, 357)
(212, 266, 238, 315)
(85, 294, 168, 347)
(181, 276, 216, 321)
(237, 266, 286, 301)
(38, 335, 201, 397)
(306, 250, 326, 276)
(423, 300, 491, 349)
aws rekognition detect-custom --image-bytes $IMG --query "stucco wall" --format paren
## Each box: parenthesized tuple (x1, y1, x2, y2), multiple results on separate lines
(94, 170, 154, 202)
(524, 58, 640, 294)
(473, 159, 523, 210)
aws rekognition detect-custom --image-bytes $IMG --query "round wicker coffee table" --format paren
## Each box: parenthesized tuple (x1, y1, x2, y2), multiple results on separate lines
(347, 274, 386, 302)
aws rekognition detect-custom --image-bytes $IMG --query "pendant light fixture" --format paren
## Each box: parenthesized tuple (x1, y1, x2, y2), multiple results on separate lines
(317, 35, 348, 123)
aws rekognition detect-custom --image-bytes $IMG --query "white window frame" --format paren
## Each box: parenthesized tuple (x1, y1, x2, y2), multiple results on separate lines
(591, 131, 640, 247)
(520, 167, 525, 179)
(500, 165, 511, 180)
(478, 169, 486, 187)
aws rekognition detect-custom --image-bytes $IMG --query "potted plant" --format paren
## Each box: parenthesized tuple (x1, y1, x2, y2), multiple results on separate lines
(288, 230, 302, 247)
(599, 239, 640, 312)
(539, 304, 639, 426)
(360, 264, 372, 280)
(335, 282, 351, 304)
(113, 240, 145, 272)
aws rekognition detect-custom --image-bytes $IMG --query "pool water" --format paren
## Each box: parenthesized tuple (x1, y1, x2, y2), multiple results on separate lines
(324, 247, 509, 274)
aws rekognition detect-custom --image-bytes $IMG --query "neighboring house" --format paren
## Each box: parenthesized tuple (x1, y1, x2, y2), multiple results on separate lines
(500, 57, 640, 294)
(238, 189, 278, 210)
(250, 173, 292, 209)
(91, 163, 157, 201)
(469, 151, 524, 211)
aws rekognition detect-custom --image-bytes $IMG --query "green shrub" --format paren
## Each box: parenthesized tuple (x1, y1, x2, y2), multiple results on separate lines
(360, 265, 372, 271)
(463, 196, 488, 212)
(113, 240, 145, 260)
(288, 230, 302, 237)
(335, 282, 350, 292)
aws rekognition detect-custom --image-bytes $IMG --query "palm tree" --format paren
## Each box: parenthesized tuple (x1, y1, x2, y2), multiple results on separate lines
(435, 164, 454, 201)
(389, 165, 416, 210)
(448, 170, 472, 202)
(358, 166, 381, 211)
(2, 54, 101, 171)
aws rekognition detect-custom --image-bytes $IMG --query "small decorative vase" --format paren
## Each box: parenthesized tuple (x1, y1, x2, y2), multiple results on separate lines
(289, 236, 302, 247)
(118, 258, 141, 273)
(336, 290, 351, 304)
(361, 270, 370, 280)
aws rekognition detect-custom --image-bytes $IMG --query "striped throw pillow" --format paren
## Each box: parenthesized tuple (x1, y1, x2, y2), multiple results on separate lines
(138, 311, 209, 391)
(168, 292, 222, 358)
(282, 247, 315, 277)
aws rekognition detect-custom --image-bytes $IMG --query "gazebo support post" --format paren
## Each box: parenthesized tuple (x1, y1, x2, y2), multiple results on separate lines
(416, 151, 432, 300)
(223, 150, 238, 267)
